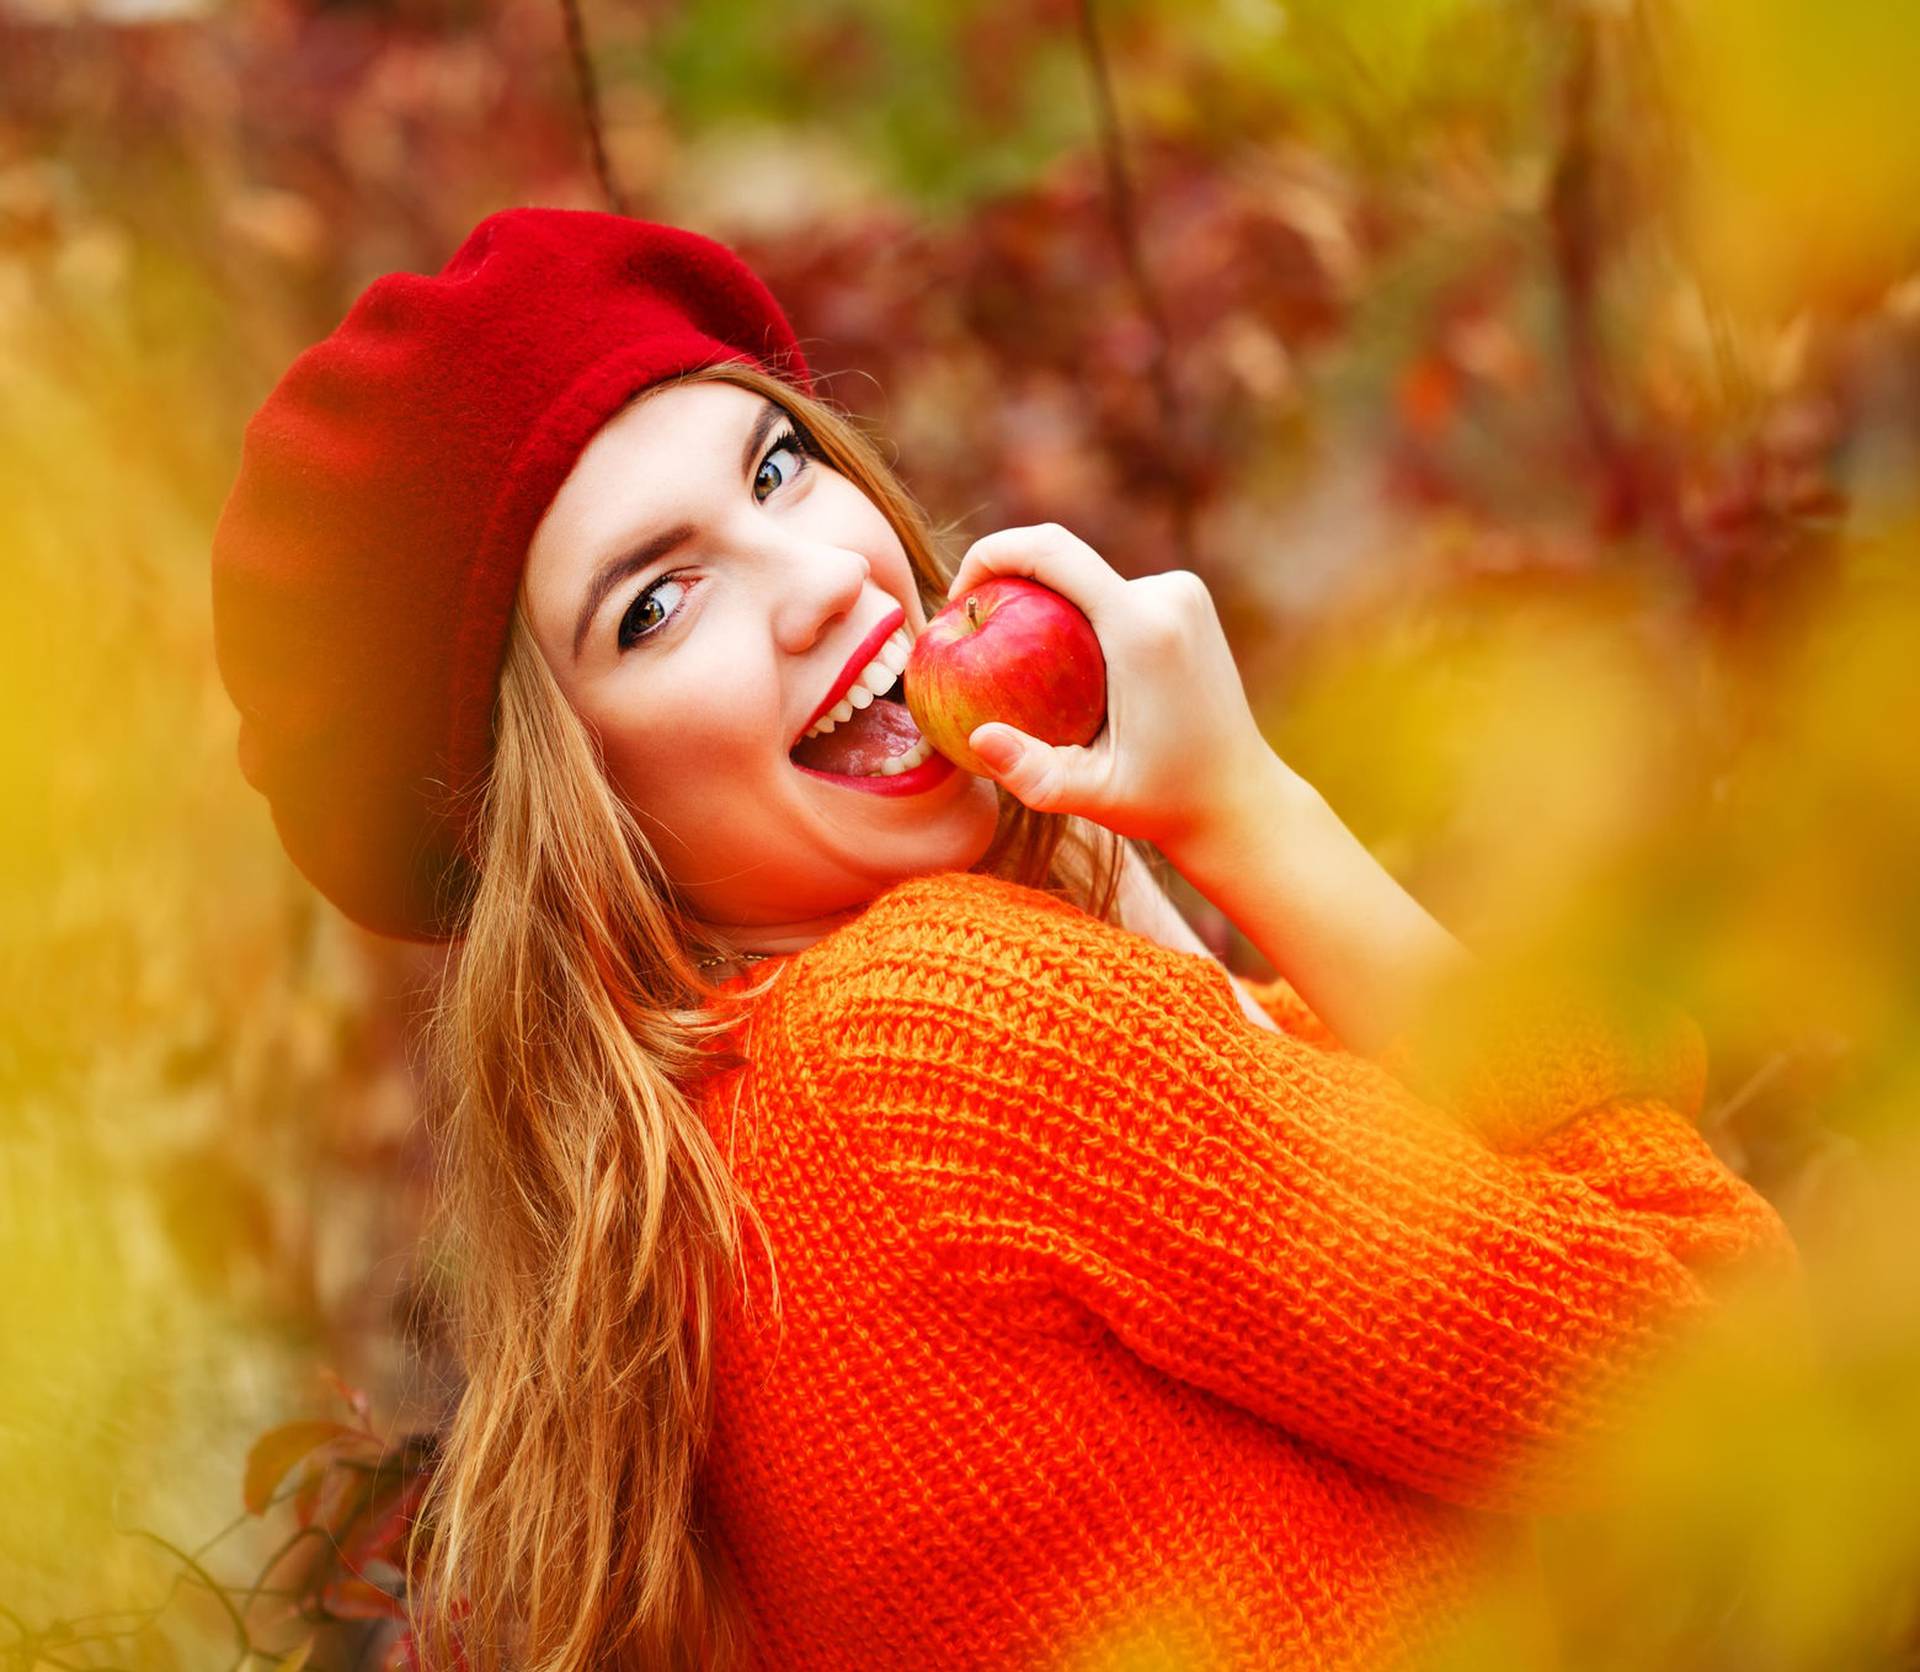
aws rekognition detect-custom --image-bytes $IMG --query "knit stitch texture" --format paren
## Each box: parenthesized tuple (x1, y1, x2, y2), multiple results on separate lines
(692, 869, 1799, 1670)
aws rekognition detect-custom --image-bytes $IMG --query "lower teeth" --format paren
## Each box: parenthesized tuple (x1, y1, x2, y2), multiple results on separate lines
(818, 738, 933, 779)
(871, 739, 933, 777)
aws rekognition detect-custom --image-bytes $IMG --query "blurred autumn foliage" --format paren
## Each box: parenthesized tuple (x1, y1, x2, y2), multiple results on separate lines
(2, 0, 1918, 1665)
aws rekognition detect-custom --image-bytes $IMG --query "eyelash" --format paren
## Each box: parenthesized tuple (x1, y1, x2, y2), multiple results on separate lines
(615, 422, 817, 652)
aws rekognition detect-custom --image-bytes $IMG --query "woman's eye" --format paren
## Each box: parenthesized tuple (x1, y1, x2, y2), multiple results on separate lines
(754, 431, 809, 500)
(615, 427, 812, 651)
(616, 574, 690, 651)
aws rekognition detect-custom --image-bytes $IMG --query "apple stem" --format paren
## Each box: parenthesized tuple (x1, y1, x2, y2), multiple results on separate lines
(966, 597, 979, 631)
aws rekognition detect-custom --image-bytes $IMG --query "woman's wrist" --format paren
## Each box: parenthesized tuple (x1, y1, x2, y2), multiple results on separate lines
(1157, 750, 1325, 899)
(1159, 754, 1475, 1059)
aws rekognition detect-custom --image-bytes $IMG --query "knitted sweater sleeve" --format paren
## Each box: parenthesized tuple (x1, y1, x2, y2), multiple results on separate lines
(811, 872, 1800, 1517)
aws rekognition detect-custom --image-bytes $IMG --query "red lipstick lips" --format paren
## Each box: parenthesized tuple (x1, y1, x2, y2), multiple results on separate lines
(792, 605, 907, 748)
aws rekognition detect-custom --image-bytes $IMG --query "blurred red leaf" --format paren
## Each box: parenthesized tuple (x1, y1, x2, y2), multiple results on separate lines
(320, 1368, 374, 1427)
(1397, 355, 1461, 438)
(320, 1575, 406, 1621)
(291, 1462, 326, 1530)
(304, 1452, 378, 1541)
(341, 1468, 431, 1576)
(244, 1420, 356, 1516)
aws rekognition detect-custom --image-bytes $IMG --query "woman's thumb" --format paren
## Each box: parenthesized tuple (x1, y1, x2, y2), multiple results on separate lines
(968, 723, 1025, 774)
(968, 723, 1064, 807)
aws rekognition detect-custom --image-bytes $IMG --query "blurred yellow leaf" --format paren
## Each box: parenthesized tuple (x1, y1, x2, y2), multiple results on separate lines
(1679, 0, 1920, 316)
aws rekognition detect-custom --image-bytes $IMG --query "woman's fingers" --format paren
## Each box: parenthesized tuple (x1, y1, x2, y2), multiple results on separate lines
(967, 724, 1099, 817)
(940, 520, 1285, 849)
(944, 522, 1132, 626)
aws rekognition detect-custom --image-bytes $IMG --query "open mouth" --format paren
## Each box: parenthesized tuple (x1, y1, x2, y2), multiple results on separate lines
(787, 670, 937, 779)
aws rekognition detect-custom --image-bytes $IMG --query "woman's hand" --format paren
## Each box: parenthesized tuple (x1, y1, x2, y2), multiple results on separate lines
(942, 523, 1294, 851)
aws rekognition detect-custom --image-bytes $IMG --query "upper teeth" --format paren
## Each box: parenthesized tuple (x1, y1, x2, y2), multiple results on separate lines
(800, 627, 912, 740)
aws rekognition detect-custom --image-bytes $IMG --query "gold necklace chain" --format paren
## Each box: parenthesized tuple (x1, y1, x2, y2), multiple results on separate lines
(694, 949, 777, 972)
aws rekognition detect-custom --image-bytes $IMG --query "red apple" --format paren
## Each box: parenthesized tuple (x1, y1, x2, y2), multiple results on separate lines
(903, 576, 1107, 776)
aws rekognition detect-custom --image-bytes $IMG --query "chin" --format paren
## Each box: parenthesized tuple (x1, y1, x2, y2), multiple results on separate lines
(949, 780, 1005, 871)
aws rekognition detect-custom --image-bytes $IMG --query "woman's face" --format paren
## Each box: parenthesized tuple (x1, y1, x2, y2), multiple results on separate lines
(520, 378, 1001, 935)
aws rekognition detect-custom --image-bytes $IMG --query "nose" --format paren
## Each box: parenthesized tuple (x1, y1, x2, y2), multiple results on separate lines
(768, 532, 871, 658)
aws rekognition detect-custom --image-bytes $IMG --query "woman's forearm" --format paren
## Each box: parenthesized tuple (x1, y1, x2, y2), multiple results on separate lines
(1158, 756, 1476, 1059)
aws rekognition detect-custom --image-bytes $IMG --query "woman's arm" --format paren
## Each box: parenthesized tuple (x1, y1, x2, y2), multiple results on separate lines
(1159, 758, 1475, 1061)
(819, 871, 1799, 1518)
(1161, 759, 1712, 1144)
(1114, 842, 1280, 1033)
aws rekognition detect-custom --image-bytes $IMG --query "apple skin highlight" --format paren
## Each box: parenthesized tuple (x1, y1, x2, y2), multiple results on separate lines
(903, 577, 1107, 777)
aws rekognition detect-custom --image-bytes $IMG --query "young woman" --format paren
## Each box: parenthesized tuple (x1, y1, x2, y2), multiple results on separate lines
(211, 207, 1799, 1672)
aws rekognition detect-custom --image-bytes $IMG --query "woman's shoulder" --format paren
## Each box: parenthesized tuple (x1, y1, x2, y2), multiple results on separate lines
(840, 866, 1083, 943)
(777, 866, 1245, 1035)
(800, 868, 1111, 984)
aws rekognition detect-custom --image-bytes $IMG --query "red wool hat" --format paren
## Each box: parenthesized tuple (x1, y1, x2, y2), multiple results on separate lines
(210, 207, 815, 943)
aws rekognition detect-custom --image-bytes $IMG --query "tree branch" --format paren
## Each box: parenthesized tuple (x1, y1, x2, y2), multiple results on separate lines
(559, 0, 628, 217)
(1073, 0, 1196, 567)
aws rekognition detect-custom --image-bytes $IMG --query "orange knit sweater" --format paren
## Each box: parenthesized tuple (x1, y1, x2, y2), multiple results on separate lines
(691, 869, 1799, 1670)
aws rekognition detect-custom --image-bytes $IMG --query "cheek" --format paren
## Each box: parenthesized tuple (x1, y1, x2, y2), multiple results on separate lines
(588, 667, 779, 812)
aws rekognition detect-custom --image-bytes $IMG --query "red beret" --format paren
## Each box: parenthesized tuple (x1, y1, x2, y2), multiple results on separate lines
(210, 207, 815, 942)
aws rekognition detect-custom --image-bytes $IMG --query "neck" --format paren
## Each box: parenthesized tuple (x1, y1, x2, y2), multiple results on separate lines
(695, 904, 867, 961)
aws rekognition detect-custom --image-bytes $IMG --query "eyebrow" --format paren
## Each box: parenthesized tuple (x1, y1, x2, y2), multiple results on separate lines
(569, 396, 789, 661)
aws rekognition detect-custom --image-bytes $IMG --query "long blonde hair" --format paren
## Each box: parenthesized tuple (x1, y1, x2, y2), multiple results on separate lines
(410, 361, 1125, 1669)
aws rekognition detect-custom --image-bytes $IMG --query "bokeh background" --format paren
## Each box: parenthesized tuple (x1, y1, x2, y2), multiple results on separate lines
(3, 0, 1919, 1664)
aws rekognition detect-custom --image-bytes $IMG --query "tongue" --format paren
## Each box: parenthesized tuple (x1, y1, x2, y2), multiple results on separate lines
(791, 698, 924, 777)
